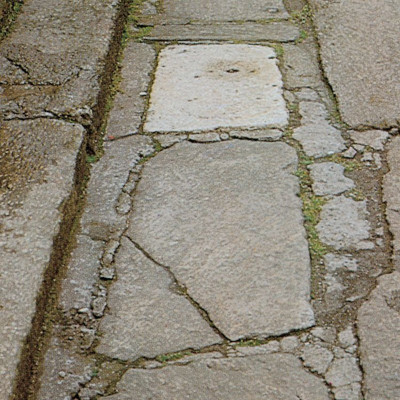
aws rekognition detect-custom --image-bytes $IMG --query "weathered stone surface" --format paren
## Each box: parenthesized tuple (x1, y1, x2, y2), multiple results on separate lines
(301, 344, 333, 374)
(317, 196, 372, 250)
(128, 141, 314, 340)
(383, 137, 400, 269)
(230, 129, 283, 141)
(350, 130, 389, 151)
(282, 42, 324, 89)
(146, 22, 299, 42)
(310, 0, 400, 128)
(333, 383, 362, 400)
(293, 124, 345, 158)
(81, 136, 153, 241)
(324, 253, 358, 272)
(189, 132, 221, 143)
(280, 336, 299, 352)
(309, 162, 354, 196)
(338, 326, 357, 349)
(145, 45, 288, 132)
(59, 235, 103, 312)
(0, 0, 117, 124)
(105, 353, 330, 400)
(97, 238, 221, 360)
(0, 119, 84, 399)
(161, 0, 289, 22)
(106, 43, 155, 138)
(325, 357, 362, 388)
(154, 134, 187, 148)
(358, 272, 400, 399)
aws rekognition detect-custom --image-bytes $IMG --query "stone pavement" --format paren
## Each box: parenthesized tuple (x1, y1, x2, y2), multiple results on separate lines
(1, 0, 400, 399)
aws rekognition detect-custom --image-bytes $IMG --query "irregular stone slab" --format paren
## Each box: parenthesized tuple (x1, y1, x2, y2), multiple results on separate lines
(230, 129, 283, 141)
(301, 343, 334, 374)
(317, 196, 372, 250)
(325, 357, 362, 388)
(293, 123, 346, 158)
(106, 43, 155, 138)
(105, 353, 330, 400)
(128, 141, 314, 340)
(0, 119, 84, 399)
(0, 0, 117, 124)
(97, 238, 221, 360)
(146, 22, 299, 42)
(384, 137, 400, 269)
(309, 162, 354, 196)
(358, 272, 400, 400)
(81, 136, 153, 241)
(162, 0, 289, 23)
(350, 130, 389, 151)
(309, 0, 400, 128)
(144, 45, 288, 132)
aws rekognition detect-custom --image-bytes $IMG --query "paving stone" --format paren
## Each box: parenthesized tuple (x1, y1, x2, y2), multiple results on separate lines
(59, 235, 103, 312)
(146, 22, 299, 42)
(338, 326, 357, 348)
(383, 137, 400, 269)
(333, 383, 362, 400)
(161, 0, 289, 23)
(106, 43, 155, 138)
(81, 136, 154, 241)
(350, 130, 389, 151)
(325, 357, 362, 388)
(189, 132, 221, 142)
(317, 196, 372, 250)
(0, 119, 84, 399)
(309, 0, 400, 128)
(311, 327, 336, 343)
(144, 45, 288, 132)
(293, 123, 346, 158)
(342, 147, 357, 159)
(324, 253, 358, 272)
(309, 162, 354, 196)
(282, 42, 324, 89)
(105, 353, 330, 400)
(128, 141, 314, 340)
(154, 134, 187, 148)
(0, 0, 117, 123)
(358, 272, 400, 399)
(301, 343, 334, 374)
(280, 336, 300, 352)
(97, 237, 221, 360)
(230, 129, 283, 141)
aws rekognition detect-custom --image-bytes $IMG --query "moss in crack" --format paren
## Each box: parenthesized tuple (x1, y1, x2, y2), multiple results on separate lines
(328, 154, 363, 172)
(0, 0, 23, 40)
(156, 351, 193, 364)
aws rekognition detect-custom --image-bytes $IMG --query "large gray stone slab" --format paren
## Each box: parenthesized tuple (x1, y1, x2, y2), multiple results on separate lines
(106, 43, 155, 138)
(358, 272, 400, 399)
(105, 353, 330, 400)
(128, 141, 314, 340)
(146, 22, 299, 42)
(0, 119, 84, 399)
(310, 0, 400, 128)
(144, 45, 288, 132)
(81, 136, 154, 241)
(0, 0, 117, 124)
(162, 0, 289, 23)
(97, 238, 221, 360)
(383, 137, 400, 269)
(317, 196, 372, 250)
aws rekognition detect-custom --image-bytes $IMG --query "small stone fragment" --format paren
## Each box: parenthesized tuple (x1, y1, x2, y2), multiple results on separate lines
(333, 383, 362, 400)
(325, 357, 362, 387)
(102, 240, 120, 267)
(220, 133, 230, 140)
(342, 147, 357, 159)
(280, 336, 299, 352)
(301, 344, 334, 374)
(311, 327, 337, 343)
(361, 152, 373, 162)
(309, 162, 354, 196)
(325, 274, 346, 293)
(154, 134, 187, 148)
(373, 153, 382, 169)
(317, 196, 372, 250)
(91, 295, 107, 318)
(230, 129, 283, 141)
(99, 267, 115, 280)
(189, 132, 221, 142)
(350, 130, 389, 151)
(338, 326, 357, 348)
(116, 192, 132, 215)
(324, 253, 358, 272)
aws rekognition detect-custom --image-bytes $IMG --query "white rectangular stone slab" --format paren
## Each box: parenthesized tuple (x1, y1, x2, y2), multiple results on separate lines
(128, 141, 314, 340)
(144, 45, 288, 132)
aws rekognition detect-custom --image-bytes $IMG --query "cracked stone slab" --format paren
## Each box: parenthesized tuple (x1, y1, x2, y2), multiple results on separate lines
(383, 137, 400, 269)
(145, 22, 299, 42)
(358, 272, 400, 400)
(317, 196, 372, 250)
(161, 0, 289, 23)
(310, 0, 400, 128)
(309, 162, 354, 196)
(106, 43, 155, 139)
(128, 141, 314, 340)
(105, 353, 330, 400)
(0, 119, 84, 399)
(81, 136, 153, 241)
(97, 237, 221, 360)
(144, 45, 288, 132)
(350, 130, 389, 151)
(0, 0, 117, 123)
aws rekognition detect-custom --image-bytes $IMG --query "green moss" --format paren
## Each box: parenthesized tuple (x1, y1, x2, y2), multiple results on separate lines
(156, 351, 192, 363)
(236, 339, 263, 347)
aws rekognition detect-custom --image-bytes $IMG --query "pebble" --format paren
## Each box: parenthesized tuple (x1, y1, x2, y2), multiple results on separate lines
(342, 147, 357, 159)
